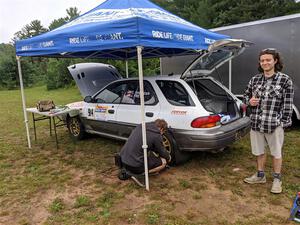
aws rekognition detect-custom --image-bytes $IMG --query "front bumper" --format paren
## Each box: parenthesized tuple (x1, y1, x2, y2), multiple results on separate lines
(172, 117, 251, 152)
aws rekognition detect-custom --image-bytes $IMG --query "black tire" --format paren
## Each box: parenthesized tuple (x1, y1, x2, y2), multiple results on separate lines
(67, 116, 85, 140)
(162, 130, 191, 166)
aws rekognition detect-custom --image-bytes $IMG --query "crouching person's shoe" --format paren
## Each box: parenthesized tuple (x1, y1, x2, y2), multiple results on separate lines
(131, 174, 145, 187)
(244, 173, 266, 184)
(271, 178, 282, 194)
(118, 168, 131, 180)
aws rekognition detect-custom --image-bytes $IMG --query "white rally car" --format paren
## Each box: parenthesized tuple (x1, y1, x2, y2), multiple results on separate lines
(65, 39, 251, 164)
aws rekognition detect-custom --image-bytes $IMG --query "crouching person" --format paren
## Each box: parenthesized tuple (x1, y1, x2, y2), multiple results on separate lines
(119, 119, 171, 187)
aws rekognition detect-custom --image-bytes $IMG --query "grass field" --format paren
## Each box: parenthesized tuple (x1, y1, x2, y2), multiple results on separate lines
(0, 86, 299, 225)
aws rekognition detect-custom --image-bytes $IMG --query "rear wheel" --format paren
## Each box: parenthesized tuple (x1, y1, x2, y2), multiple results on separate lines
(67, 116, 85, 140)
(162, 131, 190, 165)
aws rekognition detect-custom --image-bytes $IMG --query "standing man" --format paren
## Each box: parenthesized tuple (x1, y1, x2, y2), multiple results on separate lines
(120, 119, 171, 187)
(243, 48, 294, 194)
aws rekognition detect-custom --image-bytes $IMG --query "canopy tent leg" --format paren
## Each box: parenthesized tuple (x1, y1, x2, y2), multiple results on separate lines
(160, 58, 162, 75)
(137, 46, 149, 191)
(16, 56, 31, 148)
(125, 60, 129, 78)
(229, 59, 232, 92)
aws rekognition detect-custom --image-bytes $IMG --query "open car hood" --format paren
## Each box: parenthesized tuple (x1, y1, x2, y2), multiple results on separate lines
(68, 63, 122, 97)
(181, 39, 252, 80)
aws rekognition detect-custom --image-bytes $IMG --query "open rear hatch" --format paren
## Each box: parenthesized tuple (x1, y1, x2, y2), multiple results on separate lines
(182, 39, 252, 123)
(181, 39, 252, 79)
(68, 63, 122, 97)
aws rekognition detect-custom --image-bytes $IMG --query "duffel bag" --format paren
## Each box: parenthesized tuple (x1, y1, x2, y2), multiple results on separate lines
(36, 100, 55, 112)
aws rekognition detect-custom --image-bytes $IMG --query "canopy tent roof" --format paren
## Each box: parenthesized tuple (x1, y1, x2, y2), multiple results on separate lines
(15, 0, 229, 59)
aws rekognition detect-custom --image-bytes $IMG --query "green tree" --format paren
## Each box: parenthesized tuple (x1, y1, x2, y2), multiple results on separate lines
(13, 20, 47, 41)
(10, 19, 48, 87)
(46, 7, 81, 89)
(49, 7, 80, 30)
(66, 7, 81, 20)
(153, 0, 300, 28)
(208, 0, 300, 27)
(11, 19, 49, 88)
(0, 44, 39, 89)
(49, 18, 67, 31)
(46, 58, 74, 90)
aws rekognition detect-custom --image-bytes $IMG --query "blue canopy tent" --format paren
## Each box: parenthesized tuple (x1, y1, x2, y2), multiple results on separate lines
(16, 0, 228, 59)
(15, 0, 229, 190)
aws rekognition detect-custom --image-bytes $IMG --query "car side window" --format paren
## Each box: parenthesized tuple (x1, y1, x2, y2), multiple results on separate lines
(94, 82, 127, 103)
(121, 80, 158, 105)
(156, 80, 195, 106)
(136, 81, 158, 105)
(121, 81, 138, 104)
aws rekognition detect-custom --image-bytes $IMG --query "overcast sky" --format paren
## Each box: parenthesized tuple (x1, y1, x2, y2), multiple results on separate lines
(0, 0, 105, 44)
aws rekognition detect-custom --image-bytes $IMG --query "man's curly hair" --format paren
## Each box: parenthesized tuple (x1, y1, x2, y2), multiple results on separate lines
(258, 48, 283, 73)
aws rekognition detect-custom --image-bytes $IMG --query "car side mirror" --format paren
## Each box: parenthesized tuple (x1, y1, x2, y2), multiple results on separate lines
(84, 96, 93, 103)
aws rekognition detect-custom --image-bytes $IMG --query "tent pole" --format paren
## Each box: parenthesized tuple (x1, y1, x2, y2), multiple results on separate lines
(160, 58, 162, 75)
(125, 60, 129, 78)
(16, 56, 31, 148)
(137, 46, 149, 191)
(229, 59, 232, 92)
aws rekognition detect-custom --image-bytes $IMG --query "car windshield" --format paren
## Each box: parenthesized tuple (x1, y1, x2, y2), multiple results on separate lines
(94, 82, 127, 103)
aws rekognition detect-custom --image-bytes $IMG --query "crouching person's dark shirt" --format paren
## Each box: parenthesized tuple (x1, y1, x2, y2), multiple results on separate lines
(120, 122, 170, 169)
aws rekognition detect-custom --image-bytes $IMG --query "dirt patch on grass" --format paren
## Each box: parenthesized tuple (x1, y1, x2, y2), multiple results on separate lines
(0, 154, 296, 225)
(0, 190, 54, 225)
(1, 132, 298, 225)
(137, 166, 294, 224)
(54, 165, 293, 225)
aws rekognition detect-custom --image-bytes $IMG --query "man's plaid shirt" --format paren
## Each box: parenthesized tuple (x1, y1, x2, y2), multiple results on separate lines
(243, 72, 294, 133)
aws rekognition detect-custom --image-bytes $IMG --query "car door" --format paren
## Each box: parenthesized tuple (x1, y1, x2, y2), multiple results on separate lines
(82, 81, 127, 136)
(115, 80, 161, 138)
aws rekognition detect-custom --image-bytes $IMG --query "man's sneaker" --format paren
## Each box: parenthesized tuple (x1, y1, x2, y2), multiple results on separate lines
(244, 173, 266, 184)
(131, 174, 145, 187)
(271, 178, 282, 194)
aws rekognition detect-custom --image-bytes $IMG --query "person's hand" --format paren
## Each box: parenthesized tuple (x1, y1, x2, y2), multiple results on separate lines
(167, 155, 172, 164)
(249, 96, 259, 106)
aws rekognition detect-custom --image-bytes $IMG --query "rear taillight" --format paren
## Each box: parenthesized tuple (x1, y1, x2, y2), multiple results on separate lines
(191, 115, 221, 128)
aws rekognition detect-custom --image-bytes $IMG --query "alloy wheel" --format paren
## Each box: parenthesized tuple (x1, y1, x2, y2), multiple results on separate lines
(69, 118, 80, 136)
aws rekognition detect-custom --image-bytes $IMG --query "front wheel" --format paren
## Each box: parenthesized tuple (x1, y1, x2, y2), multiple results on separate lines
(67, 116, 85, 140)
(162, 131, 190, 166)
